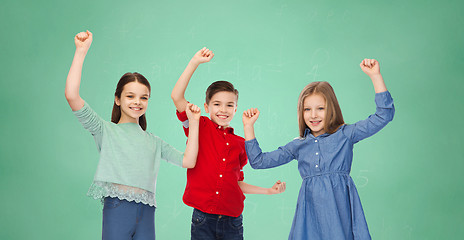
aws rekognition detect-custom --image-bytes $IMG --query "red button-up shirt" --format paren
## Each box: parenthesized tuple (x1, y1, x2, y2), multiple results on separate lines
(177, 110, 247, 217)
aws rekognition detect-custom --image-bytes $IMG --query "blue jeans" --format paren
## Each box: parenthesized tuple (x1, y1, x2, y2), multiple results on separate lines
(191, 208, 244, 240)
(102, 197, 156, 240)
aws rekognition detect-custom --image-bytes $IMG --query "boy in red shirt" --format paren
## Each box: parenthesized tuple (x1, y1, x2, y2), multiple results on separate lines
(171, 47, 286, 240)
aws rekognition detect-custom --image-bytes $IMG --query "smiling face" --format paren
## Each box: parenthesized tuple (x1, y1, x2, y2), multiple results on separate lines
(204, 91, 237, 127)
(115, 81, 150, 124)
(303, 93, 327, 137)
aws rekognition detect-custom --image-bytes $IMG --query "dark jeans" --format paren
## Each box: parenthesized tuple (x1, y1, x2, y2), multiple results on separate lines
(102, 197, 156, 240)
(191, 208, 244, 240)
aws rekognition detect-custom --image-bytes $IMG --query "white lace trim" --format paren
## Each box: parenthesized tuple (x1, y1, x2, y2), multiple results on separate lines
(87, 181, 155, 207)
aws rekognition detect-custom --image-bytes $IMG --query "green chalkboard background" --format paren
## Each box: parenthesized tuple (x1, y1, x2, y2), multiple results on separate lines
(1, 0, 463, 239)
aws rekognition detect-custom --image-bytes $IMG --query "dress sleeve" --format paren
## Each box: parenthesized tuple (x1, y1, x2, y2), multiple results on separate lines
(244, 138, 297, 169)
(342, 91, 395, 143)
(73, 102, 104, 149)
(158, 136, 183, 167)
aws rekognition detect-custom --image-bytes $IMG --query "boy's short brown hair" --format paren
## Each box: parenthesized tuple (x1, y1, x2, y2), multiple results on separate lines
(205, 81, 239, 104)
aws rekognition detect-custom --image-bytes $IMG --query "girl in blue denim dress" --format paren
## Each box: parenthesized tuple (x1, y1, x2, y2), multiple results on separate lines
(242, 59, 394, 240)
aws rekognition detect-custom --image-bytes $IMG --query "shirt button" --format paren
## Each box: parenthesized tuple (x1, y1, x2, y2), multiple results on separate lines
(316, 152, 319, 155)
(315, 140, 318, 143)
(315, 164, 319, 168)
(216, 191, 219, 194)
(219, 174, 223, 177)
(226, 142, 229, 146)
(224, 132, 226, 135)
(223, 158, 226, 161)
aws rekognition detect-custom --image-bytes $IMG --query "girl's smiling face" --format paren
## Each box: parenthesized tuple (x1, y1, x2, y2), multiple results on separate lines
(303, 94, 326, 137)
(115, 82, 150, 124)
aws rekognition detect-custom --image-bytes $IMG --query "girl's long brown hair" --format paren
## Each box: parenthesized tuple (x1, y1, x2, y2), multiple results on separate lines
(297, 81, 344, 138)
(111, 72, 151, 131)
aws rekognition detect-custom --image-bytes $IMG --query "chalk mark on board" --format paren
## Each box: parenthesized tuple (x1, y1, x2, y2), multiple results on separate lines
(265, 104, 280, 132)
(266, 63, 283, 73)
(306, 64, 320, 81)
(160, 198, 185, 229)
(189, 25, 196, 39)
(404, 225, 413, 239)
(311, 48, 330, 68)
(224, 59, 240, 80)
(306, 9, 318, 23)
(236, 59, 240, 80)
(306, 48, 331, 81)
(151, 64, 161, 81)
(343, 10, 351, 21)
(245, 200, 258, 216)
(327, 10, 335, 20)
(280, 198, 294, 223)
(355, 170, 369, 188)
(251, 66, 262, 82)
(276, 4, 288, 18)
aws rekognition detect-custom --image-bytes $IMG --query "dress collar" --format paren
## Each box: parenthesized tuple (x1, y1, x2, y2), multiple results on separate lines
(303, 128, 329, 138)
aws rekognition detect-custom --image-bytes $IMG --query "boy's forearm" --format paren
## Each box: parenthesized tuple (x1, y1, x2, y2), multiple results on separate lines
(238, 181, 271, 195)
(171, 61, 200, 112)
(182, 120, 199, 168)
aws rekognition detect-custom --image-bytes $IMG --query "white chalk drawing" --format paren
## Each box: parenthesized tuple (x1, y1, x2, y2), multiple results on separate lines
(160, 199, 185, 229)
(306, 64, 320, 82)
(151, 64, 161, 81)
(327, 10, 335, 20)
(251, 65, 262, 82)
(276, 4, 287, 18)
(404, 225, 413, 239)
(355, 169, 369, 188)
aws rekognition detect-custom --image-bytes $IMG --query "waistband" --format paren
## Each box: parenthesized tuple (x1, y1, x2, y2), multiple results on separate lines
(194, 208, 241, 219)
(303, 171, 350, 180)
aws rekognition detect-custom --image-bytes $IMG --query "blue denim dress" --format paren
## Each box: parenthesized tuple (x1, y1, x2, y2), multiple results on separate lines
(245, 91, 394, 240)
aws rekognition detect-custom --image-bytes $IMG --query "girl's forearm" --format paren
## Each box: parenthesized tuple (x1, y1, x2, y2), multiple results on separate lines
(65, 50, 87, 110)
(370, 74, 387, 93)
(243, 125, 256, 141)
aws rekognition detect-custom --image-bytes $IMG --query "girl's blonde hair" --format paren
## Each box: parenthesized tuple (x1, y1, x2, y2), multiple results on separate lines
(297, 81, 344, 138)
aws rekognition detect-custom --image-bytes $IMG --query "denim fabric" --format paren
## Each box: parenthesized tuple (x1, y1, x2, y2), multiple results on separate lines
(102, 197, 156, 240)
(245, 91, 394, 240)
(191, 208, 243, 240)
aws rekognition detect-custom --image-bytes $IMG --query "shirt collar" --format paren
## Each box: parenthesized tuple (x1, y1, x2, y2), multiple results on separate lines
(213, 121, 235, 134)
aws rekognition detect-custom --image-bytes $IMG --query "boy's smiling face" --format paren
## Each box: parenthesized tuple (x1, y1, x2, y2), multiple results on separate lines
(204, 91, 237, 128)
